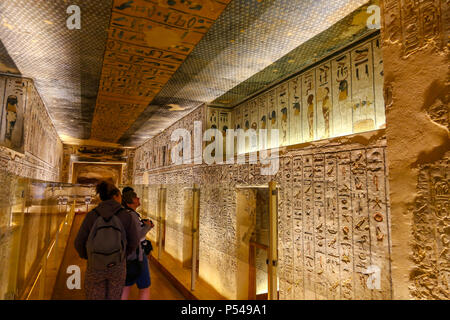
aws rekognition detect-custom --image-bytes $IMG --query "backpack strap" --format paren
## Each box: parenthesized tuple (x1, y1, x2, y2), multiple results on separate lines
(92, 206, 125, 222)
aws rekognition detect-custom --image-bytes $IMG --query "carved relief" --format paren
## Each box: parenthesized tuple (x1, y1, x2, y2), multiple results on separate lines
(383, 0, 445, 57)
(410, 155, 449, 299)
(0, 76, 62, 182)
(136, 136, 392, 300)
(228, 35, 385, 149)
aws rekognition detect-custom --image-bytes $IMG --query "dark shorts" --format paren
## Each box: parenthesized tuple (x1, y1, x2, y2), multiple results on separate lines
(125, 256, 151, 289)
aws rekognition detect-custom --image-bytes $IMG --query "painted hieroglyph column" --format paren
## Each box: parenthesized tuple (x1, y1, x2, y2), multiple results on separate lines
(380, 0, 449, 299)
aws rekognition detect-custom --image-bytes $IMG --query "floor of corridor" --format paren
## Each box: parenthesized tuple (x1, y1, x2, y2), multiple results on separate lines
(51, 212, 185, 300)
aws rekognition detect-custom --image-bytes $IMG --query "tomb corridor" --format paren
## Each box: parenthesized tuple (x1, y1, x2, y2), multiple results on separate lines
(0, 0, 448, 301)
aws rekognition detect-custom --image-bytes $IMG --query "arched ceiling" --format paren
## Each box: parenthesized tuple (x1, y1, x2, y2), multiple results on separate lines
(0, 0, 374, 147)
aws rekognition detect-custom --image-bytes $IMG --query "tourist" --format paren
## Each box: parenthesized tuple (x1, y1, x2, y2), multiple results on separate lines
(121, 188, 154, 300)
(74, 181, 140, 300)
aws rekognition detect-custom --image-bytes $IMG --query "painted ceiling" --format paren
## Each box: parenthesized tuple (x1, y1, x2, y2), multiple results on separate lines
(0, 0, 374, 147)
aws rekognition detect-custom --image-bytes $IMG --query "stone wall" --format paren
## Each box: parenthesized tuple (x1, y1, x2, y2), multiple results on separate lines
(131, 2, 450, 299)
(0, 75, 63, 182)
(134, 103, 392, 299)
(380, 0, 449, 300)
(61, 144, 135, 184)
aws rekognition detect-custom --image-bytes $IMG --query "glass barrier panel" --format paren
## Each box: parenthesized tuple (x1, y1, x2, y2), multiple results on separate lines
(0, 169, 97, 300)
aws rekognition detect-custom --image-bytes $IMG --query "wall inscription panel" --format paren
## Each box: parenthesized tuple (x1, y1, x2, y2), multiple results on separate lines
(0, 75, 63, 182)
(137, 132, 392, 299)
(411, 155, 449, 300)
(231, 34, 385, 149)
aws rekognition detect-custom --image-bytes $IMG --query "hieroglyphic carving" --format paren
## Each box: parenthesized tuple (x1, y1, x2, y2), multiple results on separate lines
(267, 89, 277, 149)
(137, 142, 391, 300)
(337, 151, 354, 299)
(0, 77, 28, 153)
(248, 100, 259, 152)
(383, 0, 445, 57)
(0, 76, 62, 182)
(280, 156, 293, 299)
(289, 76, 302, 145)
(133, 105, 204, 172)
(90, 0, 232, 141)
(410, 155, 449, 299)
(227, 35, 385, 150)
(313, 154, 327, 299)
(207, 107, 219, 130)
(324, 153, 340, 299)
(372, 38, 386, 129)
(135, 102, 392, 300)
(382, 0, 403, 43)
(316, 62, 332, 140)
(292, 156, 304, 299)
(351, 43, 376, 133)
(367, 147, 392, 299)
(350, 150, 372, 299)
(401, 0, 422, 56)
(302, 72, 316, 142)
(258, 94, 268, 136)
(277, 84, 289, 146)
(302, 155, 315, 298)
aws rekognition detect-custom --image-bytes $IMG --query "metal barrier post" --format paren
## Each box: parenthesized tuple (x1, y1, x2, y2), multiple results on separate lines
(268, 181, 278, 300)
(191, 185, 200, 291)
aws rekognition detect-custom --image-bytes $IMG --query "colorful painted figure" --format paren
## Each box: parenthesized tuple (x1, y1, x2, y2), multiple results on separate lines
(293, 100, 300, 116)
(5, 95, 18, 142)
(281, 107, 288, 142)
(339, 79, 348, 101)
(307, 94, 314, 140)
(270, 110, 277, 125)
(260, 115, 267, 129)
(322, 87, 331, 138)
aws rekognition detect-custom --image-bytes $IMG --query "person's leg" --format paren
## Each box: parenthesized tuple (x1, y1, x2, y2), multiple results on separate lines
(139, 287, 150, 300)
(85, 271, 106, 300)
(123, 261, 139, 299)
(121, 285, 132, 300)
(136, 257, 151, 300)
(106, 264, 127, 300)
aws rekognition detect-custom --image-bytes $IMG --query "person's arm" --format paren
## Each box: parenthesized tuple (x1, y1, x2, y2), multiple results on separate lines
(139, 220, 152, 238)
(74, 212, 95, 259)
(124, 213, 140, 256)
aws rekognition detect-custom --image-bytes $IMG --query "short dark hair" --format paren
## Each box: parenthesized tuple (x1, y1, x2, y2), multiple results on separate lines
(96, 181, 120, 201)
(122, 190, 137, 204)
(122, 186, 134, 194)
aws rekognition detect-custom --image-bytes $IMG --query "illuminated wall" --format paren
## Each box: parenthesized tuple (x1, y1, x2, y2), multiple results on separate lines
(224, 35, 385, 152)
(0, 173, 70, 299)
(71, 162, 123, 185)
(380, 0, 449, 300)
(0, 75, 63, 182)
(134, 101, 392, 300)
(130, 29, 396, 300)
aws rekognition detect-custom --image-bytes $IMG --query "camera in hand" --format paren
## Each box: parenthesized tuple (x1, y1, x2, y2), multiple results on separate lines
(141, 239, 153, 255)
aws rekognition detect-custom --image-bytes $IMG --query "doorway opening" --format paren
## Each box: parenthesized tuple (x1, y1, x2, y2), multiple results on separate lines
(236, 186, 274, 300)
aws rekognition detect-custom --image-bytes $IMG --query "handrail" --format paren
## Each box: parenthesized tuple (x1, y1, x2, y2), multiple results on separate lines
(249, 241, 268, 251)
(24, 200, 76, 300)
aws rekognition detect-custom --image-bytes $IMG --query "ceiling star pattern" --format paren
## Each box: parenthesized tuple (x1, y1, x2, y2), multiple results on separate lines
(90, 0, 232, 142)
(120, 0, 373, 146)
(212, 1, 378, 107)
(0, 0, 375, 147)
(0, 0, 113, 139)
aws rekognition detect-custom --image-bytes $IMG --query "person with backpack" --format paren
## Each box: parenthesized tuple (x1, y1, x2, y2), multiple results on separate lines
(120, 188, 154, 300)
(74, 181, 140, 300)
